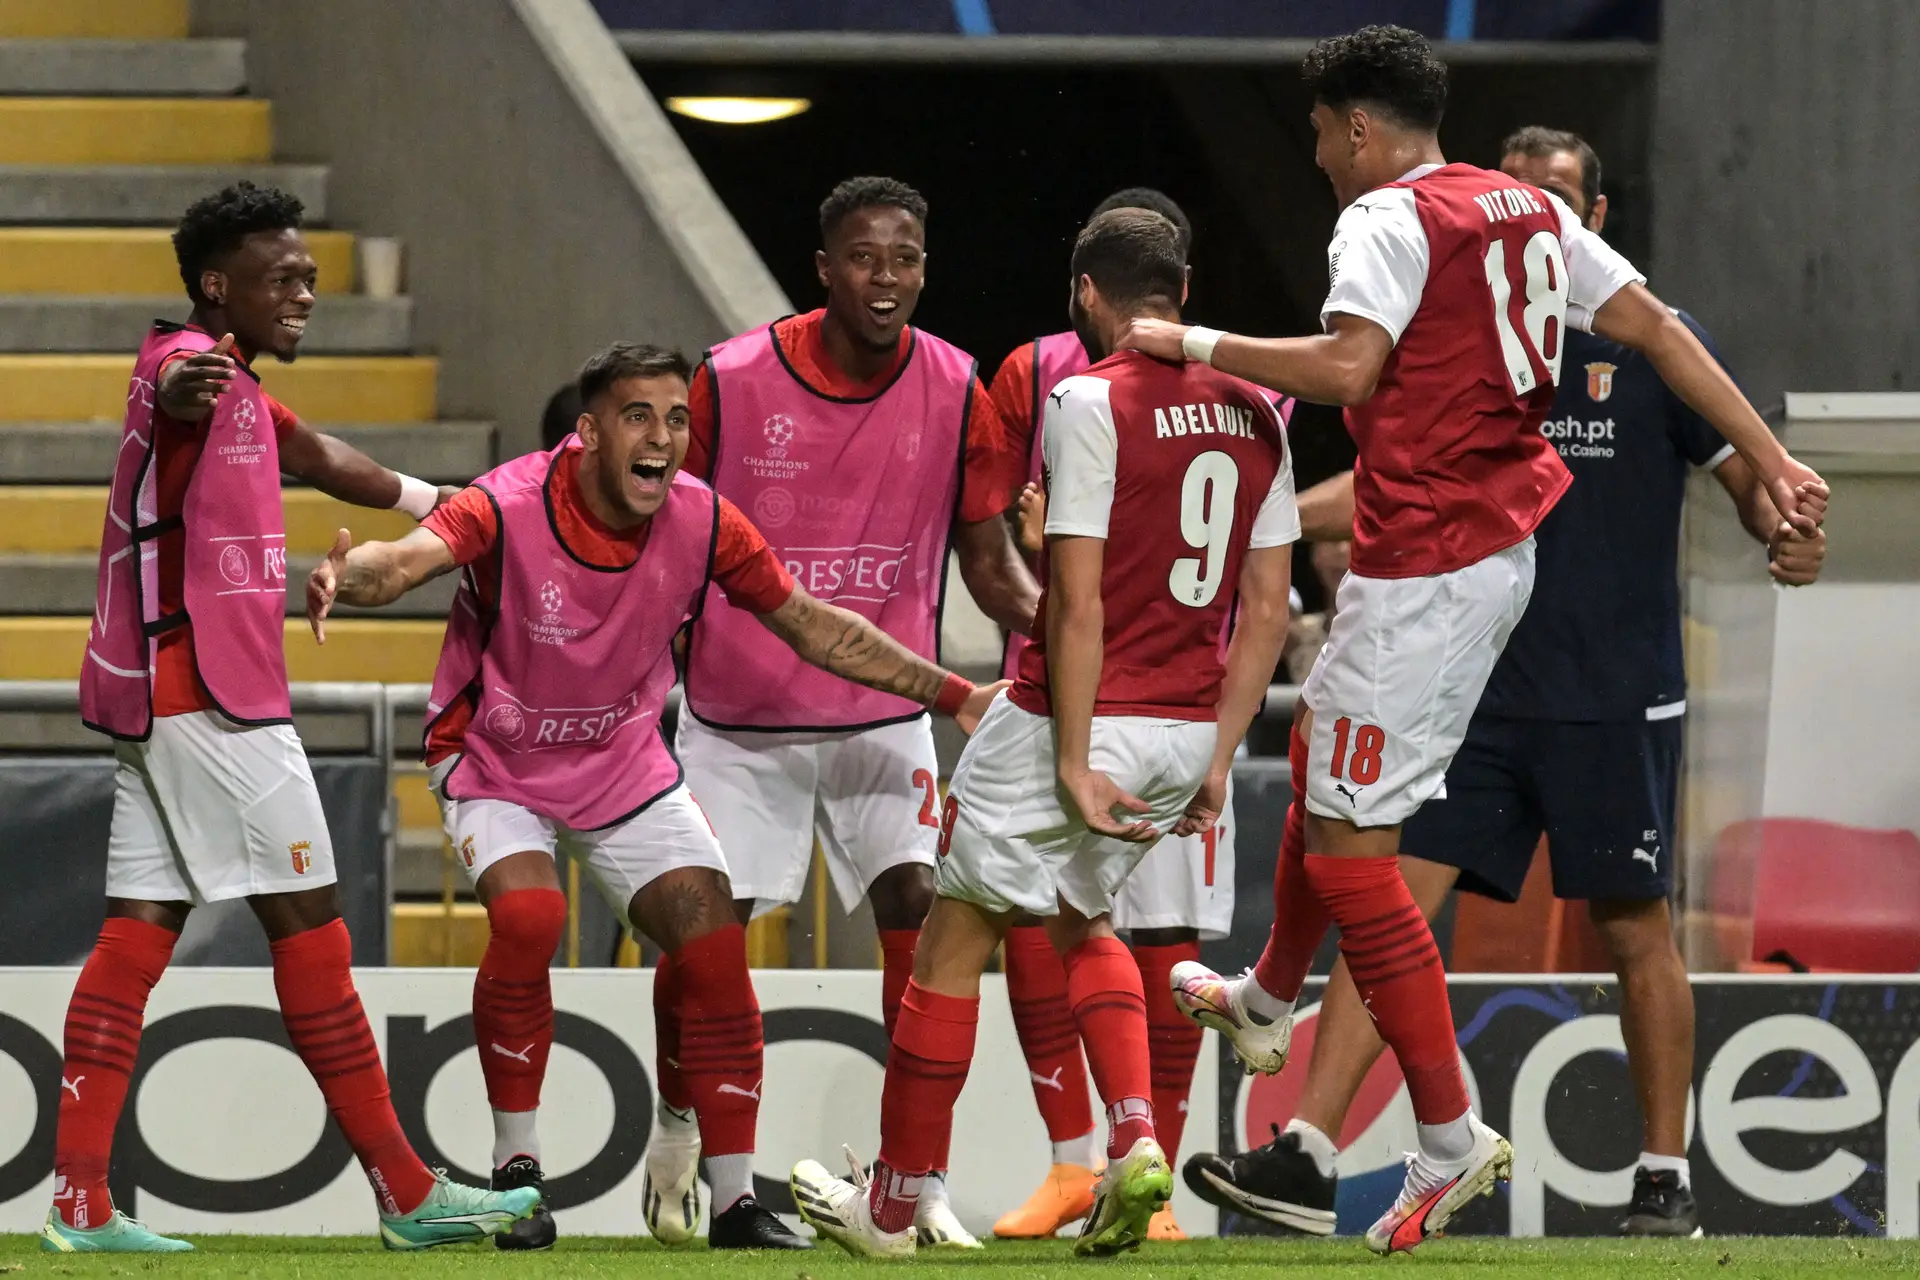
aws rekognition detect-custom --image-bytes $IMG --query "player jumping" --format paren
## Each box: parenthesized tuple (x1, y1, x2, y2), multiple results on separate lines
(306, 342, 1000, 1253)
(56, 184, 538, 1253)
(675, 176, 1038, 1249)
(791, 207, 1298, 1259)
(986, 187, 1278, 1243)
(1180, 126, 1827, 1243)
(1118, 27, 1828, 1254)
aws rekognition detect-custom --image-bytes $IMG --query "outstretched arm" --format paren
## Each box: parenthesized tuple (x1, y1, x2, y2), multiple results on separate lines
(1591, 283, 1825, 533)
(954, 512, 1040, 636)
(306, 526, 455, 642)
(756, 588, 1001, 731)
(279, 419, 451, 515)
(1114, 313, 1395, 407)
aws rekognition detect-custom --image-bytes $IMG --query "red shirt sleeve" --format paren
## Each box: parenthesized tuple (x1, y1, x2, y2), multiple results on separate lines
(711, 496, 795, 613)
(420, 486, 500, 566)
(986, 343, 1038, 474)
(684, 362, 718, 482)
(264, 390, 299, 444)
(959, 375, 1024, 523)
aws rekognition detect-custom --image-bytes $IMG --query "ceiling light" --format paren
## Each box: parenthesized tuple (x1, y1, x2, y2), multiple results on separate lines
(666, 96, 811, 125)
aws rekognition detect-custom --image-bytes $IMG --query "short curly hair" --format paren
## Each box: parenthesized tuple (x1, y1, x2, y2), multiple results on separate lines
(819, 176, 927, 242)
(172, 182, 305, 305)
(1301, 25, 1448, 132)
(1090, 187, 1192, 261)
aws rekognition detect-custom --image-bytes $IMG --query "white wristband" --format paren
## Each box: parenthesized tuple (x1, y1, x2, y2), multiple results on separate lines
(1182, 326, 1226, 366)
(393, 473, 438, 521)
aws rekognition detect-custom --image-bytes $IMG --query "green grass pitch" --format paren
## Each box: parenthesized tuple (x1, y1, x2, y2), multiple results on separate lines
(6, 1235, 1920, 1277)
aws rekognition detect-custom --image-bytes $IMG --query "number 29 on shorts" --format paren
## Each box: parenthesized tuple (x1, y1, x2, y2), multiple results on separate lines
(1328, 716, 1385, 785)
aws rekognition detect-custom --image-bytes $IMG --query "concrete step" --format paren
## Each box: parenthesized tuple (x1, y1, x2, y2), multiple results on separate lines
(0, 419, 493, 483)
(0, 354, 440, 422)
(0, 164, 327, 224)
(0, 615, 448, 681)
(0, 0, 187, 39)
(0, 551, 460, 617)
(0, 227, 353, 294)
(0, 485, 422, 553)
(0, 295, 410, 353)
(0, 98, 270, 166)
(0, 38, 245, 95)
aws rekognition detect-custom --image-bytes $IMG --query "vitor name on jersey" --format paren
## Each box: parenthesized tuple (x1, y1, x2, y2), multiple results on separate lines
(1472, 186, 1549, 224)
(1154, 401, 1260, 440)
(1540, 415, 1616, 458)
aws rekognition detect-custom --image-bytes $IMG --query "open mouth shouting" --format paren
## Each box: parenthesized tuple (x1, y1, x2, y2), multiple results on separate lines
(866, 296, 901, 327)
(628, 455, 673, 502)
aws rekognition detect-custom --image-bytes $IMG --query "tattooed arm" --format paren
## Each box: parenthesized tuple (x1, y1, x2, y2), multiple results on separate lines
(306, 526, 456, 642)
(755, 587, 1002, 731)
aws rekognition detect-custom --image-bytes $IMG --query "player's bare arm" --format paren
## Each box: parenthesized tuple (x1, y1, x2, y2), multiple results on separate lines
(1047, 534, 1155, 843)
(1174, 544, 1295, 838)
(306, 525, 456, 642)
(1298, 470, 1358, 542)
(1113, 313, 1396, 408)
(1590, 283, 1827, 533)
(756, 587, 1004, 732)
(954, 513, 1041, 635)
(280, 419, 456, 513)
(1711, 452, 1828, 586)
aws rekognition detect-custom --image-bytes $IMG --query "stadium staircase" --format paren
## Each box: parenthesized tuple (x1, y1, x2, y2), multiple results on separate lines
(0, 0, 492, 955)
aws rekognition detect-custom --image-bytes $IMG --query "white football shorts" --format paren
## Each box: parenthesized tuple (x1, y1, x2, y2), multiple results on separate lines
(674, 714, 940, 917)
(1303, 537, 1536, 828)
(935, 695, 1217, 922)
(430, 760, 728, 916)
(1111, 777, 1235, 940)
(106, 710, 337, 904)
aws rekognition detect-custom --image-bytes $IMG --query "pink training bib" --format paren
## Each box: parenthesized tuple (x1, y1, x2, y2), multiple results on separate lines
(426, 444, 716, 829)
(687, 321, 974, 730)
(82, 324, 291, 739)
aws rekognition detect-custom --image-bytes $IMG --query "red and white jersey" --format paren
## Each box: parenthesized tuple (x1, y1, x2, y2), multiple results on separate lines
(1324, 162, 1644, 578)
(1009, 350, 1297, 722)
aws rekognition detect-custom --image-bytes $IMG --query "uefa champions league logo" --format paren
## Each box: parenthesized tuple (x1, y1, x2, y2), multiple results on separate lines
(484, 702, 526, 742)
(127, 376, 155, 412)
(232, 398, 256, 444)
(763, 413, 796, 459)
(218, 544, 250, 587)
(539, 580, 563, 624)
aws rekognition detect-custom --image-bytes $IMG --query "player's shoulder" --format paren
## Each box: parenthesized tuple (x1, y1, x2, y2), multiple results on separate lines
(1040, 371, 1114, 416)
(988, 337, 1036, 388)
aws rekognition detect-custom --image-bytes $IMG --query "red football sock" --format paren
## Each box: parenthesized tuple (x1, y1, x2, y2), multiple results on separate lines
(877, 928, 918, 1041)
(672, 925, 763, 1158)
(273, 919, 435, 1216)
(1004, 925, 1096, 1146)
(1062, 936, 1154, 1160)
(474, 889, 565, 1121)
(874, 981, 977, 1231)
(1252, 722, 1331, 1003)
(1303, 854, 1469, 1124)
(1133, 940, 1203, 1165)
(52, 917, 176, 1227)
(651, 951, 693, 1112)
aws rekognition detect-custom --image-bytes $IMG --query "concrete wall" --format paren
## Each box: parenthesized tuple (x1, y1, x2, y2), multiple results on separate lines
(1653, 0, 1920, 411)
(226, 0, 788, 456)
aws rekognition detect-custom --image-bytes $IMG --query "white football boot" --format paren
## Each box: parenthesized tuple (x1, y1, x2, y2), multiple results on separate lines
(641, 1105, 702, 1246)
(914, 1176, 983, 1250)
(1365, 1115, 1514, 1254)
(790, 1149, 917, 1260)
(1169, 960, 1293, 1075)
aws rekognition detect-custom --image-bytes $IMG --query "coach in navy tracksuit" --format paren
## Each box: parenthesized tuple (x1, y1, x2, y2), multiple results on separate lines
(1196, 129, 1827, 1241)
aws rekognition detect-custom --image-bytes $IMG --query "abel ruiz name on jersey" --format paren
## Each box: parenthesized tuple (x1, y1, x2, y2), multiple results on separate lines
(1153, 401, 1262, 439)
